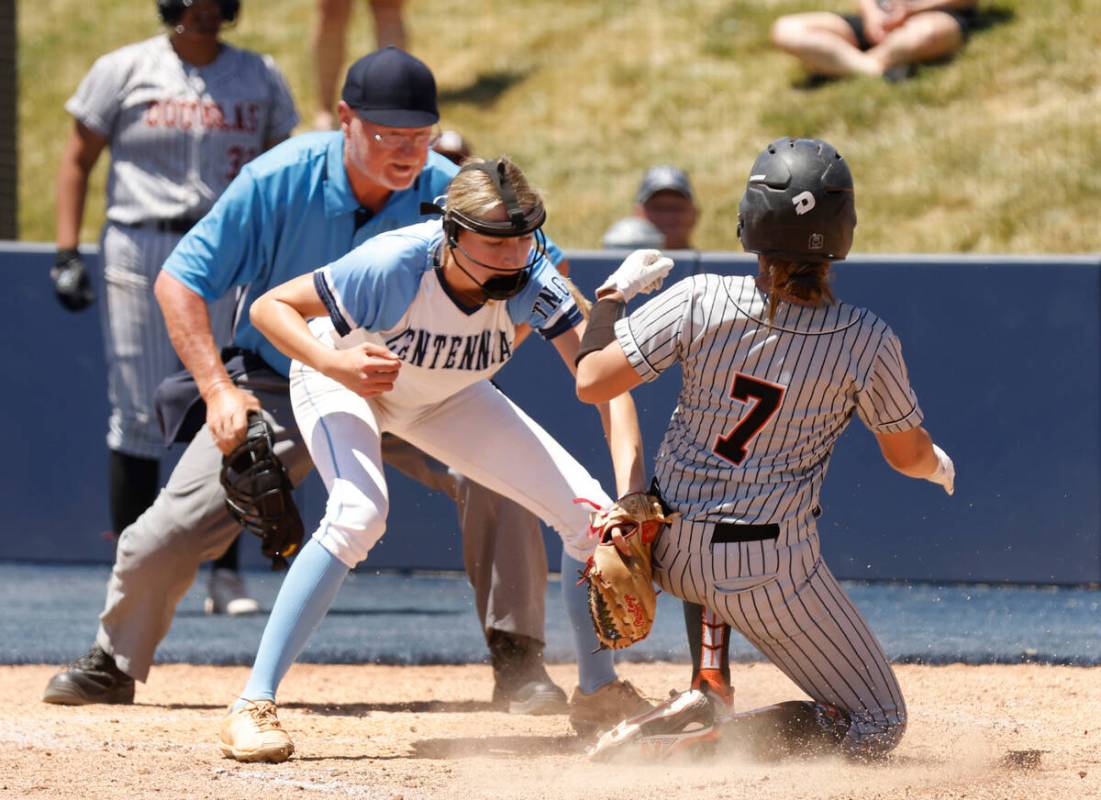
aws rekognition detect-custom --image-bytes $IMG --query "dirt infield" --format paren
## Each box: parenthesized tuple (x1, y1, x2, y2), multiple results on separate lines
(4, 662, 1097, 799)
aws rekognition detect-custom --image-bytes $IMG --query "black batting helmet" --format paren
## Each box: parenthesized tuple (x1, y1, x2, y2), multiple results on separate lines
(737, 138, 856, 263)
(157, 0, 240, 25)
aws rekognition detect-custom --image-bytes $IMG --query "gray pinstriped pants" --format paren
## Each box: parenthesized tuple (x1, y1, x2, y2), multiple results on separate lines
(654, 518, 906, 756)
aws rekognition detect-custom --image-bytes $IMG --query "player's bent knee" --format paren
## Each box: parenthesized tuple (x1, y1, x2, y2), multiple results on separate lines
(313, 502, 388, 566)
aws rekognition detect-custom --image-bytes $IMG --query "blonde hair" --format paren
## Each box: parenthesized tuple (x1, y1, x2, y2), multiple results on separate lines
(763, 257, 834, 321)
(564, 276, 592, 319)
(445, 156, 543, 225)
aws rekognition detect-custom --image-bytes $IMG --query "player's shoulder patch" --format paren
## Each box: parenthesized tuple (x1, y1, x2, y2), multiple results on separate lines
(508, 259, 581, 339)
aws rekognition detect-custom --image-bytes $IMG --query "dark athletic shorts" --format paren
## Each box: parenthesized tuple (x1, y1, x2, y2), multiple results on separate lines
(841, 7, 977, 50)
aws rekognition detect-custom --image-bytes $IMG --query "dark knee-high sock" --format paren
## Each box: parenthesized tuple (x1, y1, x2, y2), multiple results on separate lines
(109, 450, 160, 534)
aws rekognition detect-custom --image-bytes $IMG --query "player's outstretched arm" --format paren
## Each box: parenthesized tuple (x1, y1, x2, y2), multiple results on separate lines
(601, 391, 646, 496)
(875, 427, 955, 495)
(552, 326, 645, 495)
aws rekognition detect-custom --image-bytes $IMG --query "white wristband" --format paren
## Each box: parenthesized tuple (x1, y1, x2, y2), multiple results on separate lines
(925, 444, 955, 496)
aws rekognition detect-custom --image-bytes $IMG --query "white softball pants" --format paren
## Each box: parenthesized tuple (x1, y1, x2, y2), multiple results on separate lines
(289, 361, 610, 567)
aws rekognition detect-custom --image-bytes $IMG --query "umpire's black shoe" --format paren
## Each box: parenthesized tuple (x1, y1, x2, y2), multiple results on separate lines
(488, 631, 568, 715)
(43, 645, 135, 705)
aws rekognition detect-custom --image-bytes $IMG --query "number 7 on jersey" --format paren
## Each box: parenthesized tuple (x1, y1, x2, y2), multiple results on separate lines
(713, 373, 787, 465)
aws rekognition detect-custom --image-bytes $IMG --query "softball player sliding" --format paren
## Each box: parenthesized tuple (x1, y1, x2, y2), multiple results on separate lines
(217, 158, 657, 763)
(577, 138, 955, 760)
(51, 0, 297, 565)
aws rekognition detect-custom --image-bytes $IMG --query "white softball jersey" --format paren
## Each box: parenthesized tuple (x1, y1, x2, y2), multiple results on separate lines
(616, 273, 921, 755)
(66, 34, 298, 224)
(291, 221, 610, 566)
(65, 34, 298, 458)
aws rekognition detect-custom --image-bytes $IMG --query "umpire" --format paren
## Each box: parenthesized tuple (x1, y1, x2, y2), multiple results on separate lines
(44, 47, 565, 714)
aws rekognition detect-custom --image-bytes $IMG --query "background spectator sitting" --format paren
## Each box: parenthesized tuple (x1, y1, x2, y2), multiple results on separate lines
(601, 216, 664, 250)
(430, 129, 473, 166)
(771, 0, 979, 82)
(625, 165, 699, 250)
(313, 0, 407, 129)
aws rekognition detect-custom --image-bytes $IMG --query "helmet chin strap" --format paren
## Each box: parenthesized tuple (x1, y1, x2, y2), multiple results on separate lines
(422, 157, 549, 302)
(446, 229, 547, 302)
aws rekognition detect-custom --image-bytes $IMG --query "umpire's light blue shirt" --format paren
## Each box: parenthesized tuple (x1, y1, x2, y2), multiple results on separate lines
(162, 132, 458, 377)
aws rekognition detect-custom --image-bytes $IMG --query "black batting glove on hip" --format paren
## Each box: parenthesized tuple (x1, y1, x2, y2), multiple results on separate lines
(50, 248, 95, 312)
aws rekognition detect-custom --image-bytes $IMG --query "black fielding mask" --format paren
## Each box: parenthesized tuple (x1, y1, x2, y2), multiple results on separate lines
(426, 159, 548, 301)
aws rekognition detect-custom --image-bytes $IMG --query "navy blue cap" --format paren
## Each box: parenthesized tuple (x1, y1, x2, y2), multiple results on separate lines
(636, 165, 695, 203)
(341, 47, 439, 128)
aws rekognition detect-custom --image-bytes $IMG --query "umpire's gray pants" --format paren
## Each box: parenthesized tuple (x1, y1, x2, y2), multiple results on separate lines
(97, 374, 548, 682)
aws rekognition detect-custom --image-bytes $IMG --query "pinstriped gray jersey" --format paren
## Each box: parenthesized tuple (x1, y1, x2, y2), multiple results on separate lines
(65, 35, 298, 225)
(615, 273, 923, 540)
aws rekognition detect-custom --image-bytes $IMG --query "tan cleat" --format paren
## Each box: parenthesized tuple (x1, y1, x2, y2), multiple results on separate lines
(219, 700, 295, 763)
(569, 679, 653, 737)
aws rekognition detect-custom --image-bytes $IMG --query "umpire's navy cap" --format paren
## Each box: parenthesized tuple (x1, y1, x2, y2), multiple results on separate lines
(342, 47, 439, 128)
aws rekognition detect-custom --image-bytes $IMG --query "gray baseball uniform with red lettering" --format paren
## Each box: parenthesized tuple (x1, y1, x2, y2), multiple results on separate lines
(66, 34, 297, 458)
(616, 272, 920, 755)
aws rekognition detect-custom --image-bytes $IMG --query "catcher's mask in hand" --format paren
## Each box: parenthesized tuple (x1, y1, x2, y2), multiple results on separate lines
(220, 412, 304, 570)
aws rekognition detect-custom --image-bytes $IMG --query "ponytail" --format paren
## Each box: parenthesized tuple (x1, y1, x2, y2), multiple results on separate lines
(764, 258, 833, 321)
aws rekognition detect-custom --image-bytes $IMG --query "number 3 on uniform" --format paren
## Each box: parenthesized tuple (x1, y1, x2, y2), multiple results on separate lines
(713, 373, 786, 465)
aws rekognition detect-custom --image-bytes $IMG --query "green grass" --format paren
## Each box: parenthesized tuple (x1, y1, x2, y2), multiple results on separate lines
(16, 0, 1100, 253)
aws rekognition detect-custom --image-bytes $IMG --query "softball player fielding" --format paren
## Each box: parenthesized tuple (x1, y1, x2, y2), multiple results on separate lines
(51, 0, 297, 559)
(577, 137, 955, 760)
(217, 158, 654, 762)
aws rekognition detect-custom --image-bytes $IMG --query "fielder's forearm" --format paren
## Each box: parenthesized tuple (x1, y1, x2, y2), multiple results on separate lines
(154, 271, 234, 400)
(249, 295, 336, 374)
(597, 391, 646, 496)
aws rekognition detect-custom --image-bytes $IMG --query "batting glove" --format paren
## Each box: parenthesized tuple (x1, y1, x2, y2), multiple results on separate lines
(925, 444, 955, 496)
(597, 249, 675, 303)
(50, 248, 95, 312)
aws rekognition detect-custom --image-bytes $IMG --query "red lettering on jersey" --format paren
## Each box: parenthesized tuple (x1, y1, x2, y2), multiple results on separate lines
(179, 100, 193, 130)
(144, 100, 160, 127)
(246, 103, 259, 134)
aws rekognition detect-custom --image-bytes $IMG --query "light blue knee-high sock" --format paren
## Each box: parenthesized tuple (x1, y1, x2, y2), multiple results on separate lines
(235, 538, 350, 708)
(561, 550, 617, 694)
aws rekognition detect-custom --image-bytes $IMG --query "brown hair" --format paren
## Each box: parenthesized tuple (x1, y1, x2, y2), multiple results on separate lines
(763, 257, 834, 321)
